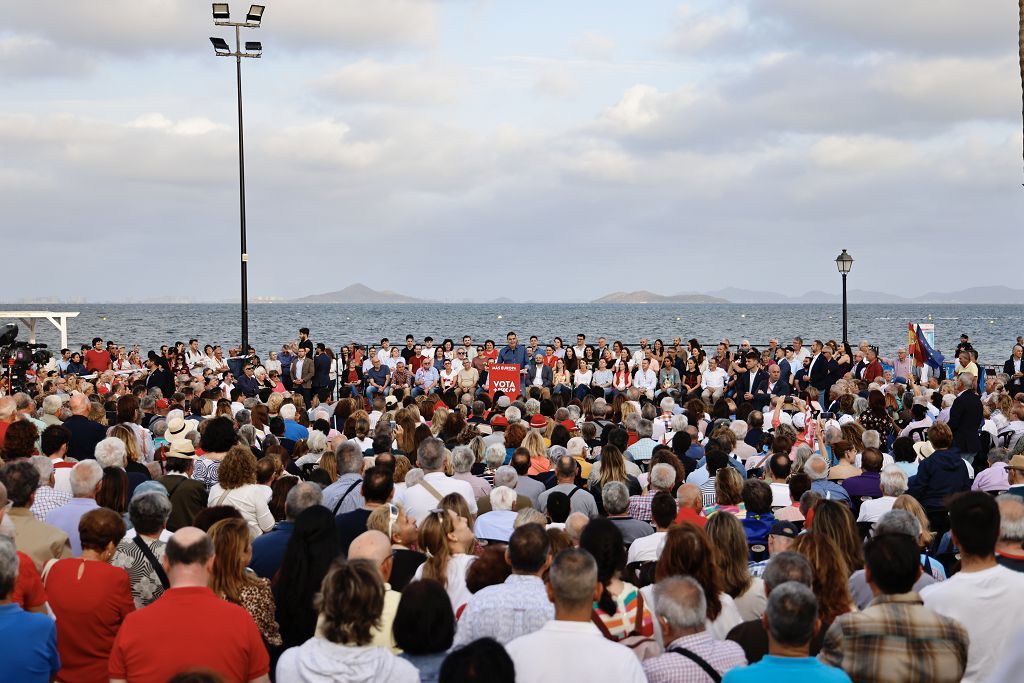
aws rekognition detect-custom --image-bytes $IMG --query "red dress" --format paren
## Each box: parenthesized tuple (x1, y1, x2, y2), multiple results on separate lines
(45, 558, 135, 683)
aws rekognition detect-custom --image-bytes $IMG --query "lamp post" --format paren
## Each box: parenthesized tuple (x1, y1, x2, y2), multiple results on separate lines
(835, 249, 854, 344)
(210, 3, 264, 359)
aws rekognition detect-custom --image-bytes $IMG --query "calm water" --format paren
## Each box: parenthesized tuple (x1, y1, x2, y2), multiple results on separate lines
(5, 303, 1021, 364)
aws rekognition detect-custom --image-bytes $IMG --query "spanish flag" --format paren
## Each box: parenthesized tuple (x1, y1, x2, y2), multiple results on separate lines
(908, 323, 944, 370)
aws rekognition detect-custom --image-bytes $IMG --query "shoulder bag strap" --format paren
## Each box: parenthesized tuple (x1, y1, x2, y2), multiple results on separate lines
(567, 485, 581, 500)
(332, 478, 363, 515)
(418, 477, 445, 502)
(629, 589, 646, 637)
(590, 609, 616, 640)
(133, 535, 170, 590)
(40, 558, 59, 586)
(667, 646, 722, 683)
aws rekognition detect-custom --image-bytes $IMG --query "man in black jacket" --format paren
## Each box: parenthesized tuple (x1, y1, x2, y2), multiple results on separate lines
(948, 372, 983, 464)
(1004, 344, 1024, 397)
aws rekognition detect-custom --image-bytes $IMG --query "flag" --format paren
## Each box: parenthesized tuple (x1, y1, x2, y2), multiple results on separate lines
(908, 323, 922, 368)
(917, 325, 937, 368)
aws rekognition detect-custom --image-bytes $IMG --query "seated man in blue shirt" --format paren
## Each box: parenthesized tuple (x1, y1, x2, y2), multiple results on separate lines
(250, 482, 322, 579)
(723, 582, 851, 683)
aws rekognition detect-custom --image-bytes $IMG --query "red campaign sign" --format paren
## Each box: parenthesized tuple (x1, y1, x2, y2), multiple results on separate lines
(488, 363, 522, 399)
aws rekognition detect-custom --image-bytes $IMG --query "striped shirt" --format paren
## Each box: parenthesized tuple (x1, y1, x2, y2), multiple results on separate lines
(700, 477, 717, 508)
(643, 632, 747, 683)
(593, 582, 654, 641)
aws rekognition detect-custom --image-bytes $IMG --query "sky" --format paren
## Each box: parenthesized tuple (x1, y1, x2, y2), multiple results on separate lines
(1, 0, 1021, 303)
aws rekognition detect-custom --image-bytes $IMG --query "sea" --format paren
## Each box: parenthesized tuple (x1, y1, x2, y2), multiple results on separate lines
(5, 303, 1021, 365)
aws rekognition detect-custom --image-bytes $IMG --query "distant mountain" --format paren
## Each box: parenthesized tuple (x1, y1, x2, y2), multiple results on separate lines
(292, 283, 431, 304)
(488, 297, 516, 304)
(911, 286, 1024, 304)
(592, 290, 729, 304)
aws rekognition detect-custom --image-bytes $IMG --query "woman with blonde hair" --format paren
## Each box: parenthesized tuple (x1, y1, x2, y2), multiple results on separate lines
(208, 517, 282, 646)
(107, 424, 152, 483)
(522, 431, 550, 475)
(705, 468, 744, 516)
(266, 392, 284, 417)
(430, 405, 449, 436)
(366, 502, 425, 592)
(705, 511, 766, 621)
(209, 445, 276, 537)
(589, 444, 641, 514)
(791, 532, 854, 625)
(412, 508, 476, 613)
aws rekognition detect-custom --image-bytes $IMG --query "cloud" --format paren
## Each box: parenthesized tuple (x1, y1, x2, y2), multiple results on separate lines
(314, 60, 459, 105)
(533, 68, 577, 98)
(0, 0, 438, 57)
(668, 4, 750, 54)
(0, 35, 95, 81)
(571, 31, 616, 60)
(755, 0, 1016, 56)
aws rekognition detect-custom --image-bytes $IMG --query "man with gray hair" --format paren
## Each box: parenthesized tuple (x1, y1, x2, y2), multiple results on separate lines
(0, 535, 61, 681)
(473, 486, 519, 542)
(603, 481, 655, 546)
(401, 437, 477, 526)
(643, 576, 747, 682)
(996, 494, 1024, 572)
(722, 582, 841, 682)
(627, 462, 675, 523)
(451, 445, 491, 499)
(804, 455, 852, 506)
(40, 394, 64, 427)
(973, 447, 1011, 494)
(505, 548, 647, 683)
(538, 455, 598, 519)
(45, 459, 102, 556)
(858, 465, 907, 524)
(948, 370, 983, 462)
(848, 510, 936, 609)
(28, 455, 71, 521)
(250, 482, 322, 580)
(477, 465, 533, 514)
(321, 441, 366, 516)
(625, 418, 658, 463)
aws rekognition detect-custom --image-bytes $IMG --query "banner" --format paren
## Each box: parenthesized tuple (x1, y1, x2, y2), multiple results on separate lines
(487, 363, 522, 399)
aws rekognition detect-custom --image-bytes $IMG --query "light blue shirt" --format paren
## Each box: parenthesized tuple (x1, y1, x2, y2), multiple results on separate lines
(723, 655, 851, 683)
(45, 497, 99, 556)
(452, 574, 554, 648)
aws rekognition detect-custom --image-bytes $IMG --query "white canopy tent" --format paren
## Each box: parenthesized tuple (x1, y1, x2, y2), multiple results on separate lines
(0, 311, 79, 349)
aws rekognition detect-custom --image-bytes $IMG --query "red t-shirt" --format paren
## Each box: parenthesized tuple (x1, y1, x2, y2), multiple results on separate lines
(109, 586, 269, 683)
(12, 551, 47, 610)
(673, 507, 708, 528)
(46, 558, 135, 682)
(84, 349, 112, 372)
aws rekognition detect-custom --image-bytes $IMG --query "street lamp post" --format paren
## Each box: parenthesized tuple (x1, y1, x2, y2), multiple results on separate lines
(835, 249, 854, 344)
(210, 3, 264, 359)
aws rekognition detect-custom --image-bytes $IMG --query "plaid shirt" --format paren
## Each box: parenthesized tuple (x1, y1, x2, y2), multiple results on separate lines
(628, 492, 655, 522)
(643, 632, 747, 683)
(818, 592, 968, 683)
(30, 485, 71, 522)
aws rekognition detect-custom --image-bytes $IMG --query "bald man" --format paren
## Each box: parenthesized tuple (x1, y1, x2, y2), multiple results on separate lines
(110, 527, 271, 683)
(62, 393, 106, 460)
(344, 530, 402, 651)
(674, 483, 707, 527)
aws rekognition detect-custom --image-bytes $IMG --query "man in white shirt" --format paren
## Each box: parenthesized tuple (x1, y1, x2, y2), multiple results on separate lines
(573, 334, 589, 361)
(626, 492, 675, 565)
(401, 437, 478, 526)
(376, 338, 392, 363)
(791, 336, 811, 366)
(506, 547, 647, 683)
(856, 465, 906, 524)
(921, 492, 1024, 683)
(701, 357, 728, 403)
(454, 523, 554, 647)
(632, 358, 658, 400)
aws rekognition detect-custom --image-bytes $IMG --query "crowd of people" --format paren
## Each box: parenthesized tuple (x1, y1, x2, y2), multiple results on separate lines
(0, 326, 1023, 682)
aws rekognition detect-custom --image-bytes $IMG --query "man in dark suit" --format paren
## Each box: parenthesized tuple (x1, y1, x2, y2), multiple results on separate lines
(737, 353, 769, 409)
(290, 346, 315, 405)
(948, 372, 983, 464)
(1004, 344, 1024, 396)
(806, 340, 830, 393)
(766, 363, 790, 401)
(312, 343, 332, 403)
(525, 353, 554, 396)
(236, 363, 260, 399)
(63, 393, 107, 460)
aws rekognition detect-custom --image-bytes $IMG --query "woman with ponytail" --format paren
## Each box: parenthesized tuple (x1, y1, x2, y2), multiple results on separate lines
(412, 508, 476, 613)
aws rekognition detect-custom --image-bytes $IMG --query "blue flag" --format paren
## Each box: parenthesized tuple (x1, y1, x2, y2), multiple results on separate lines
(916, 324, 944, 370)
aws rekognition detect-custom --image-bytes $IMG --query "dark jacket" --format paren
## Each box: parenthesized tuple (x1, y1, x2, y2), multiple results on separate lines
(157, 473, 209, 531)
(312, 353, 332, 389)
(236, 373, 260, 398)
(62, 414, 107, 460)
(907, 448, 970, 510)
(948, 390, 983, 454)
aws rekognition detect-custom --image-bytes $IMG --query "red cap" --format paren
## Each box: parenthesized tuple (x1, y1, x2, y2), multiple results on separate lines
(529, 414, 547, 429)
(491, 415, 508, 427)
(155, 398, 170, 410)
(560, 420, 577, 431)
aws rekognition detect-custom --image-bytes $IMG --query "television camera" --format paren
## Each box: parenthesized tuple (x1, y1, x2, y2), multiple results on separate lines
(0, 323, 52, 392)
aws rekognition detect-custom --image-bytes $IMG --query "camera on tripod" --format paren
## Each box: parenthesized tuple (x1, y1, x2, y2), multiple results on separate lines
(0, 323, 53, 376)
